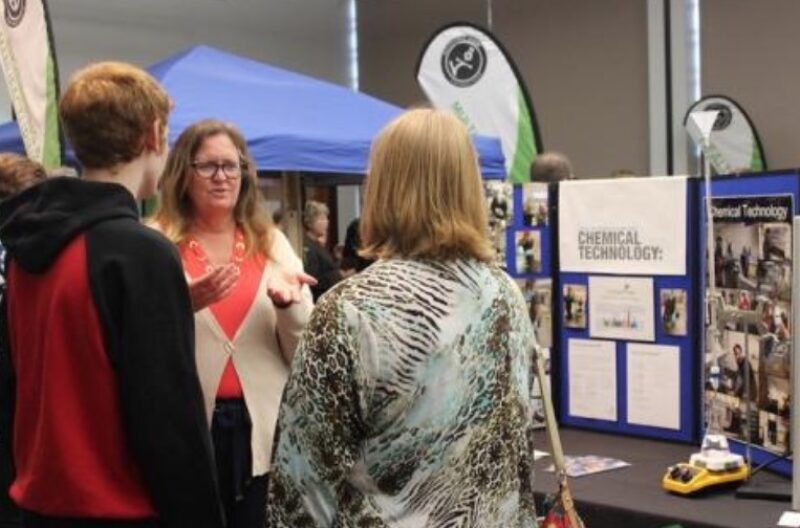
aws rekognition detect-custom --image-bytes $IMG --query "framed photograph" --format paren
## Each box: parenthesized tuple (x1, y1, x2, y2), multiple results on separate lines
(518, 278, 553, 348)
(563, 284, 587, 329)
(483, 181, 513, 269)
(521, 182, 548, 227)
(660, 288, 687, 336)
(514, 230, 541, 275)
(483, 180, 513, 224)
(531, 347, 551, 429)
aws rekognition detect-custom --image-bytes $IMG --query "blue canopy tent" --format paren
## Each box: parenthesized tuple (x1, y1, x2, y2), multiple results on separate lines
(0, 120, 23, 155)
(0, 45, 505, 177)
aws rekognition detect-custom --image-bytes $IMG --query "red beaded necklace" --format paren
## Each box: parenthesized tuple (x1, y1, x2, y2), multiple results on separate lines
(185, 229, 246, 273)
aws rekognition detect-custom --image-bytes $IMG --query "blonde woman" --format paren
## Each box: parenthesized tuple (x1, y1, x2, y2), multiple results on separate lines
(268, 109, 538, 527)
(152, 119, 314, 528)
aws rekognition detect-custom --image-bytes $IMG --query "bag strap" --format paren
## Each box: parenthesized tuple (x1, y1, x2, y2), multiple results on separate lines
(534, 346, 584, 528)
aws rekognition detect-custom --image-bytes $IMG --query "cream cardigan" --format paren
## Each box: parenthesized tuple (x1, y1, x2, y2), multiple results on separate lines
(192, 229, 312, 477)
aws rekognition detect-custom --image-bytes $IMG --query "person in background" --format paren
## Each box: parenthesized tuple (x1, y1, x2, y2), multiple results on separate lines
(530, 151, 575, 183)
(609, 168, 637, 178)
(340, 216, 374, 276)
(0, 154, 47, 528)
(332, 243, 344, 267)
(272, 208, 287, 233)
(0, 62, 224, 528)
(0, 154, 46, 200)
(152, 118, 314, 528)
(730, 344, 758, 402)
(0, 155, 47, 296)
(302, 200, 341, 301)
(268, 108, 538, 527)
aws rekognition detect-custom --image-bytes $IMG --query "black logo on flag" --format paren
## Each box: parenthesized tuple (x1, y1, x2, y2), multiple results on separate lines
(704, 102, 733, 131)
(4, 0, 25, 28)
(441, 36, 487, 88)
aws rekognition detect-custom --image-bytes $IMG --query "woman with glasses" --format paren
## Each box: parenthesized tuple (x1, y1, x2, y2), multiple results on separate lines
(152, 119, 314, 528)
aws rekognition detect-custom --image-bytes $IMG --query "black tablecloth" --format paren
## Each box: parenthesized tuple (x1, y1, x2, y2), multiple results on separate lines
(534, 428, 791, 528)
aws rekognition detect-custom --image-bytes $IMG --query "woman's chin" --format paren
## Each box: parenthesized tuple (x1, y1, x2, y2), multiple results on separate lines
(196, 200, 235, 217)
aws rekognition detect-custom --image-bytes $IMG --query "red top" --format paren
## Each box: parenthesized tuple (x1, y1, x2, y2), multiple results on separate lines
(180, 231, 265, 399)
(7, 235, 156, 518)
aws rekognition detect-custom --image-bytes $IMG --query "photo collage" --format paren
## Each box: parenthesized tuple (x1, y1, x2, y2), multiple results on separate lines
(483, 181, 547, 275)
(705, 195, 793, 454)
(483, 180, 551, 428)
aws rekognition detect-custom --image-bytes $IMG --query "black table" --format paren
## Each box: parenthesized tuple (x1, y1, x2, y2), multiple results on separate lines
(534, 428, 792, 528)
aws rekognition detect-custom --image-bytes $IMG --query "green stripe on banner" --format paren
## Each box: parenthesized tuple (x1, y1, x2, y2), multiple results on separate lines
(42, 52, 61, 169)
(509, 88, 536, 183)
(750, 143, 764, 172)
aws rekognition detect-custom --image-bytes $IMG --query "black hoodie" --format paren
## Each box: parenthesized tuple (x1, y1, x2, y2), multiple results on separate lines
(0, 177, 224, 527)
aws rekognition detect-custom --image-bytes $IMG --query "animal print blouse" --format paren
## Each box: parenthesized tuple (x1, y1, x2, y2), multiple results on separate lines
(267, 258, 538, 527)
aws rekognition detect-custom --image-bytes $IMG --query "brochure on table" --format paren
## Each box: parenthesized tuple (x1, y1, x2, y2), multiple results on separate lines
(701, 170, 799, 476)
(557, 176, 699, 442)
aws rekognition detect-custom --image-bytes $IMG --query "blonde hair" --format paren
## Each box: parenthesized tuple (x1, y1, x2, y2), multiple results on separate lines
(60, 62, 170, 169)
(360, 108, 492, 262)
(152, 119, 272, 257)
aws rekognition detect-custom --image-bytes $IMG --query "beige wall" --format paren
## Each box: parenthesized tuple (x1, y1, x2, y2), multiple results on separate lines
(702, 0, 800, 171)
(359, 0, 650, 178)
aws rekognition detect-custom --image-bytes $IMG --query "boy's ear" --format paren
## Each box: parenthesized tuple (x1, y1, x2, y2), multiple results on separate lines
(143, 119, 167, 154)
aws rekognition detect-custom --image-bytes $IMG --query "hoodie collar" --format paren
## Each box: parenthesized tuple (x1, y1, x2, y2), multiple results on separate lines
(0, 177, 139, 273)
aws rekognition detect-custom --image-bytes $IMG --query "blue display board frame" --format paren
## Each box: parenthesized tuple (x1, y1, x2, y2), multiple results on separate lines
(700, 170, 800, 477)
(557, 178, 701, 444)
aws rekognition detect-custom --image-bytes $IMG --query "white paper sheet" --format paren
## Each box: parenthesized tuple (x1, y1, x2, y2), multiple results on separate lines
(589, 276, 655, 342)
(558, 177, 687, 275)
(778, 511, 800, 527)
(626, 343, 681, 430)
(568, 339, 617, 421)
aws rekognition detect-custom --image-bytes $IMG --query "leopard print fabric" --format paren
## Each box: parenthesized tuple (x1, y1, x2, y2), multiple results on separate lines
(267, 259, 538, 528)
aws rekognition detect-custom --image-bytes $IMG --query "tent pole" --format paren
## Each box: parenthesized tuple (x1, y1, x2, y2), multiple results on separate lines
(281, 171, 304, 257)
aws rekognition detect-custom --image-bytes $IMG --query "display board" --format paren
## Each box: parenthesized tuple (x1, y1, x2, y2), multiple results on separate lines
(484, 180, 553, 428)
(557, 177, 699, 443)
(701, 171, 800, 476)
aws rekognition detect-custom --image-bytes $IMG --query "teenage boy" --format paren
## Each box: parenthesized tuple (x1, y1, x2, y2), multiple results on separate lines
(0, 62, 224, 528)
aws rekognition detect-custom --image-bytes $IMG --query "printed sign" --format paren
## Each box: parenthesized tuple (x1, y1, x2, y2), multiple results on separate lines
(559, 177, 687, 275)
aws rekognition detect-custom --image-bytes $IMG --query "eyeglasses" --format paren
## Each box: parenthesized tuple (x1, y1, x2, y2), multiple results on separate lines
(191, 160, 244, 180)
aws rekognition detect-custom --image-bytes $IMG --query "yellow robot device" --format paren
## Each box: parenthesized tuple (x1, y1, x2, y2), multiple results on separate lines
(662, 435, 749, 495)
